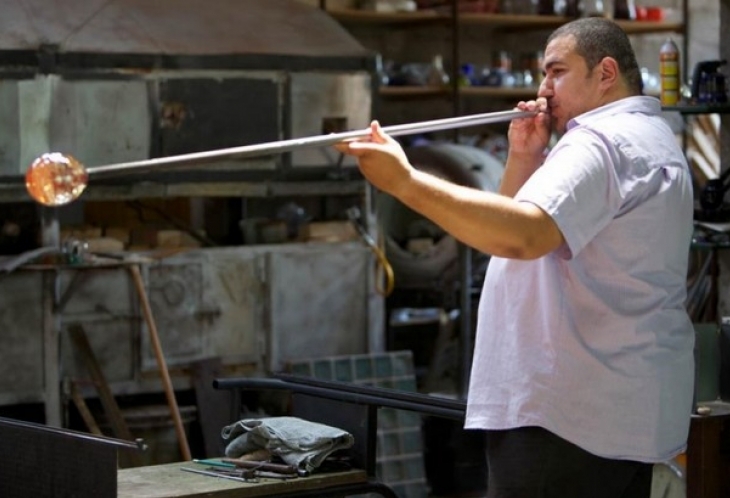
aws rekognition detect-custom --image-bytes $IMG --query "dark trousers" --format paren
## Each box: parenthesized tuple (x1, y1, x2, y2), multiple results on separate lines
(484, 427, 653, 498)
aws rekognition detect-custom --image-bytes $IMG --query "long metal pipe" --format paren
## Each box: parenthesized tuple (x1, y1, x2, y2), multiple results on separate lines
(87, 109, 534, 178)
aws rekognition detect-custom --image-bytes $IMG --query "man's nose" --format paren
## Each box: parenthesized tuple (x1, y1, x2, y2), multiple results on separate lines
(537, 78, 552, 98)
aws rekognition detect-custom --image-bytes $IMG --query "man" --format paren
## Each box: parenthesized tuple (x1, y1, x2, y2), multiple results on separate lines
(336, 17, 695, 498)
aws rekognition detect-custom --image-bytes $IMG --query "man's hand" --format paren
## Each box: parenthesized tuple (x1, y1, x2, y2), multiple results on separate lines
(508, 97, 552, 159)
(333, 121, 413, 197)
(499, 97, 552, 197)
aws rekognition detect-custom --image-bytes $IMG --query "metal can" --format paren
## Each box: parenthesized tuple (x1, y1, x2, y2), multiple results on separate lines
(660, 38, 680, 106)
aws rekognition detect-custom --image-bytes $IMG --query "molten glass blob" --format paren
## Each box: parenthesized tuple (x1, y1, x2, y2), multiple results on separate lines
(25, 153, 88, 206)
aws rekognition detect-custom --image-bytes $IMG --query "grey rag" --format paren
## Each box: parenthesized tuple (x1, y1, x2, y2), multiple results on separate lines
(221, 416, 354, 472)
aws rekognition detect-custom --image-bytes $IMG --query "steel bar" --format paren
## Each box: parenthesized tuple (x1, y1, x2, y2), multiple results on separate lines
(273, 372, 467, 411)
(213, 377, 466, 420)
(0, 415, 144, 450)
(87, 109, 535, 178)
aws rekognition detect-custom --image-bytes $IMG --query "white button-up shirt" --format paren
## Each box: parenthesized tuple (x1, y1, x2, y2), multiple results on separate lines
(465, 96, 695, 462)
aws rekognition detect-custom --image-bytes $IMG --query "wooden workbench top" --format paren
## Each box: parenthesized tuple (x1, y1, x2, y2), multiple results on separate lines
(117, 461, 367, 498)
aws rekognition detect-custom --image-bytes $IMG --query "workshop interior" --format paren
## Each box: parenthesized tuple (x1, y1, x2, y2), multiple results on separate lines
(0, 0, 728, 497)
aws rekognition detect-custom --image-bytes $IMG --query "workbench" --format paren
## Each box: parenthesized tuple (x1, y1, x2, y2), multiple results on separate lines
(118, 461, 377, 498)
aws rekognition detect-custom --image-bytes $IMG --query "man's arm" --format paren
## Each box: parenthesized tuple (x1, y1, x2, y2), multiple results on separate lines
(399, 168, 563, 260)
(335, 120, 563, 260)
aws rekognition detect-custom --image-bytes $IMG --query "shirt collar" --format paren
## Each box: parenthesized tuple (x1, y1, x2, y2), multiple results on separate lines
(566, 96, 662, 131)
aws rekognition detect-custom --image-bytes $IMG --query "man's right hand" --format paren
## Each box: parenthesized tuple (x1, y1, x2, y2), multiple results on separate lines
(508, 97, 552, 159)
(499, 97, 552, 197)
(333, 121, 414, 198)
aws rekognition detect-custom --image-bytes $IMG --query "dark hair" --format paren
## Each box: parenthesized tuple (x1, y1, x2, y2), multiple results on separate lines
(547, 17, 643, 94)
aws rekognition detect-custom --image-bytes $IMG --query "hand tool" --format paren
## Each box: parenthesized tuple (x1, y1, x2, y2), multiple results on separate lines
(24, 109, 536, 207)
(192, 458, 236, 469)
(181, 466, 256, 483)
(183, 465, 299, 482)
(221, 457, 309, 477)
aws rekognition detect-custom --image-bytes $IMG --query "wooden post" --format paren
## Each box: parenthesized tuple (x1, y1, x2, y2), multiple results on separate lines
(129, 264, 192, 461)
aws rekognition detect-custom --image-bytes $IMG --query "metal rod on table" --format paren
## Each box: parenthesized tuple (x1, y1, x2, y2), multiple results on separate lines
(181, 466, 253, 483)
(87, 109, 535, 178)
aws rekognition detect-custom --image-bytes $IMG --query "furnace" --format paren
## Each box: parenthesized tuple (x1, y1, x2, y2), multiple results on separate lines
(0, 0, 377, 196)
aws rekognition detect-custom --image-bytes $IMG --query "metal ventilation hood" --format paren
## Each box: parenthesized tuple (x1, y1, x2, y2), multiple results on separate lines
(0, 0, 373, 70)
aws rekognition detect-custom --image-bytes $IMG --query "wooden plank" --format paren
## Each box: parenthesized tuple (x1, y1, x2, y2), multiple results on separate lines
(68, 323, 134, 442)
(68, 322, 143, 467)
(118, 462, 367, 498)
(69, 381, 103, 436)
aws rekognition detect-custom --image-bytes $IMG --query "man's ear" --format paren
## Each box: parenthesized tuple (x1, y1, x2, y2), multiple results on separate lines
(599, 57, 620, 87)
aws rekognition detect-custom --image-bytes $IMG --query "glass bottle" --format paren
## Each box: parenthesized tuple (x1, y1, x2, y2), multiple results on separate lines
(427, 55, 450, 88)
(500, 0, 514, 13)
(564, 0, 582, 17)
(459, 64, 475, 87)
(582, 0, 604, 17)
(375, 53, 390, 87)
(614, 0, 636, 19)
(537, 0, 554, 15)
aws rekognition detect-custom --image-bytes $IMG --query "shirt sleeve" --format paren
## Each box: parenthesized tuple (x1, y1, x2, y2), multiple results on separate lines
(515, 127, 623, 259)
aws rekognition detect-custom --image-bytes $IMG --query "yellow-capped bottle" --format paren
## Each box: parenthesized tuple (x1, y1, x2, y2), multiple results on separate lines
(659, 38, 680, 105)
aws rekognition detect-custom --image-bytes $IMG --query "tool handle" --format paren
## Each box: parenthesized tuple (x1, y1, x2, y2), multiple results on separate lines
(221, 458, 298, 474)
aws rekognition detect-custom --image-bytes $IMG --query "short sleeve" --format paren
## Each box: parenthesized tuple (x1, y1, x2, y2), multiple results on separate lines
(515, 128, 623, 258)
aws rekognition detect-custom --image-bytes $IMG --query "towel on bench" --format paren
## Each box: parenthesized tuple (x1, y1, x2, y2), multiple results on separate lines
(221, 416, 355, 472)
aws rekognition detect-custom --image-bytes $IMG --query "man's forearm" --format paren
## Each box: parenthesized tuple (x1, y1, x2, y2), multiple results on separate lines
(397, 169, 562, 259)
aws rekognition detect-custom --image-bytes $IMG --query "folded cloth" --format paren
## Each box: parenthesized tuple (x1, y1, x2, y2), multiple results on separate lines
(221, 416, 354, 472)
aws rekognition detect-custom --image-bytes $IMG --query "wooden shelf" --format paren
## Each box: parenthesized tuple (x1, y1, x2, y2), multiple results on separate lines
(663, 103, 730, 115)
(461, 13, 683, 34)
(458, 13, 569, 29)
(333, 7, 687, 118)
(459, 86, 539, 99)
(326, 8, 446, 25)
(379, 85, 539, 100)
(379, 86, 449, 98)
(326, 9, 684, 35)
(617, 19, 684, 35)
